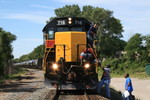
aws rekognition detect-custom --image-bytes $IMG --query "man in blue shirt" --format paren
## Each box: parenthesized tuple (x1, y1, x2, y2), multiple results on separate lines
(125, 73, 133, 100)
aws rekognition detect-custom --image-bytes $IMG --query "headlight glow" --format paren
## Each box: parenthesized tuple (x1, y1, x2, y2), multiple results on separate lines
(68, 17, 72, 21)
(85, 63, 90, 69)
(53, 63, 58, 70)
(68, 17, 72, 24)
(68, 20, 72, 24)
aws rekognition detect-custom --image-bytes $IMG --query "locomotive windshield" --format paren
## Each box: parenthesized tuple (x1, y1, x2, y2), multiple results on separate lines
(47, 28, 54, 39)
(57, 27, 82, 32)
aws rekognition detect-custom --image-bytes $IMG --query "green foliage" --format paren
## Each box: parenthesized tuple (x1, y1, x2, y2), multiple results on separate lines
(102, 57, 148, 78)
(55, 5, 81, 17)
(97, 36, 126, 57)
(125, 33, 149, 62)
(143, 35, 150, 62)
(0, 67, 26, 83)
(0, 28, 16, 75)
(15, 45, 44, 62)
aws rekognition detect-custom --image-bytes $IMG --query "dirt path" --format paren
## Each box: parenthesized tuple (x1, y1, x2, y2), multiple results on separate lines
(0, 68, 50, 100)
(110, 78, 150, 100)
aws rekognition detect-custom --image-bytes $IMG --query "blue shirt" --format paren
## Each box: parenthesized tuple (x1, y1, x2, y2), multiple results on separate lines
(125, 77, 133, 92)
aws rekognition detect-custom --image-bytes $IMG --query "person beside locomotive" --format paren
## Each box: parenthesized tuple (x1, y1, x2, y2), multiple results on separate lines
(124, 73, 134, 100)
(80, 48, 95, 63)
(87, 23, 97, 48)
(97, 64, 111, 99)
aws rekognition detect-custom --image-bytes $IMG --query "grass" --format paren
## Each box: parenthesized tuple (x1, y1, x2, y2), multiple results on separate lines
(110, 70, 150, 79)
(97, 66, 150, 79)
(0, 67, 27, 84)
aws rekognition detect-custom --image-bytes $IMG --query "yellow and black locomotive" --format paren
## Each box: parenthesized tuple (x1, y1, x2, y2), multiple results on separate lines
(42, 17, 98, 90)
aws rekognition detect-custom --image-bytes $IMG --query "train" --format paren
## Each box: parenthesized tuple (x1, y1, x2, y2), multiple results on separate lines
(42, 17, 99, 90)
(14, 58, 42, 69)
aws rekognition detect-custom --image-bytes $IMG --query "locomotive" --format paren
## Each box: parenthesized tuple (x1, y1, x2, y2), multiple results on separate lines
(42, 17, 98, 90)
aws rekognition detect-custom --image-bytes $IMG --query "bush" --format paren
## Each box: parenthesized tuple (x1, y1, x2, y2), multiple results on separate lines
(101, 57, 148, 77)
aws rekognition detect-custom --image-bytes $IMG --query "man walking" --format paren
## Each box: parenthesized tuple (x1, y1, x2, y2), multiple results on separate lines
(125, 73, 133, 100)
(97, 64, 111, 99)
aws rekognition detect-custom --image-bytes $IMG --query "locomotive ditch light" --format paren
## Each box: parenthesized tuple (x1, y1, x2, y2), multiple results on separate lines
(52, 63, 58, 70)
(84, 63, 90, 69)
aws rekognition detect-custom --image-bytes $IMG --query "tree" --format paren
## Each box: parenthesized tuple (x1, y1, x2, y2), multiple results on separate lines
(17, 45, 43, 62)
(55, 5, 81, 17)
(142, 35, 150, 62)
(29, 45, 44, 59)
(81, 6, 94, 22)
(0, 28, 16, 75)
(53, 5, 124, 57)
(125, 33, 143, 61)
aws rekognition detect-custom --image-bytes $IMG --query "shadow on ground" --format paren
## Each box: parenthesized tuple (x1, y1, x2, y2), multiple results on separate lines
(0, 75, 42, 93)
(100, 87, 122, 100)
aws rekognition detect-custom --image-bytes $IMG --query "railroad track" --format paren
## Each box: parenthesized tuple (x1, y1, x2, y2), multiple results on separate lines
(45, 90, 108, 100)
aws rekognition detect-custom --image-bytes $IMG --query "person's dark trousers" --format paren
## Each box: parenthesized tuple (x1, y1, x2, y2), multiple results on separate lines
(129, 92, 133, 100)
(87, 34, 93, 48)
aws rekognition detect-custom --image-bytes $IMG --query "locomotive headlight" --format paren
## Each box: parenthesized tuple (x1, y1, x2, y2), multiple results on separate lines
(52, 63, 58, 70)
(84, 63, 90, 69)
(68, 17, 72, 21)
(68, 20, 72, 24)
(68, 17, 72, 24)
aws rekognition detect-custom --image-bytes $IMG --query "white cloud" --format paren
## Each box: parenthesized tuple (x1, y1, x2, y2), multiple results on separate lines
(31, 4, 55, 10)
(0, 12, 51, 24)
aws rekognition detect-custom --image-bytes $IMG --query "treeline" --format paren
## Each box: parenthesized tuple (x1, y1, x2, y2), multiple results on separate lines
(0, 28, 16, 75)
(13, 45, 44, 62)
(14, 45, 44, 62)
(102, 33, 150, 75)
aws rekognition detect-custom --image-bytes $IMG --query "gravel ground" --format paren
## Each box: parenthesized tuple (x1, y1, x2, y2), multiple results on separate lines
(3, 69, 149, 100)
(110, 78, 150, 100)
(0, 69, 50, 100)
(0, 69, 108, 100)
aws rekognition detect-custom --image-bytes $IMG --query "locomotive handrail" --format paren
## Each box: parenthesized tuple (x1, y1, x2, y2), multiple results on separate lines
(44, 44, 54, 71)
(60, 58, 83, 74)
(88, 44, 99, 72)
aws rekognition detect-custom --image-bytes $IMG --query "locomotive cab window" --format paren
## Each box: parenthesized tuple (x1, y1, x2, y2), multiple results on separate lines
(48, 28, 54, 39)
(57, 27, 69, 32)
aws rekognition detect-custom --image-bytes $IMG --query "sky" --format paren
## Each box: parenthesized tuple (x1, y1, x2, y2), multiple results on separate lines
(0, 0, 150, 58)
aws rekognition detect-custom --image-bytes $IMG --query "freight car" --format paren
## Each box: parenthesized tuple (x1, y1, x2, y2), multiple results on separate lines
(14, 58, 42, 69)
(42, 17, 98, 90)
